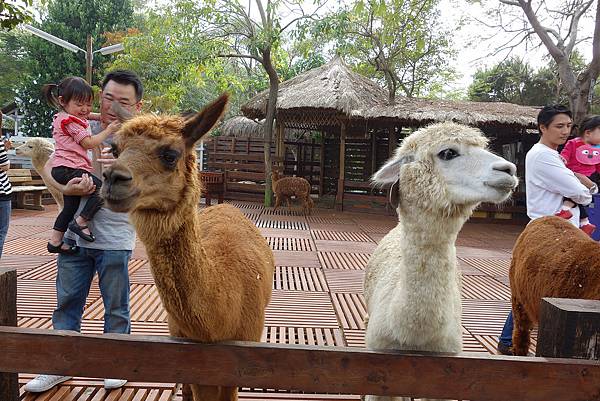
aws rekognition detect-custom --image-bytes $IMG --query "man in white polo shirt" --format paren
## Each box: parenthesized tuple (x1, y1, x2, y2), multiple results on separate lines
(497, 104, 596, 355)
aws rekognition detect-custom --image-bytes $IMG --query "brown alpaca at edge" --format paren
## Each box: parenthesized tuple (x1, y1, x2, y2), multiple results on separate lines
(271, 170, 313, 215)
(102, 94, 274, 401)
(510, 216, 600, 356)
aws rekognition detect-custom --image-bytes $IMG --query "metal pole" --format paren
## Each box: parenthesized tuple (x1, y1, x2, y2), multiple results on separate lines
(86, 35, 93, 84)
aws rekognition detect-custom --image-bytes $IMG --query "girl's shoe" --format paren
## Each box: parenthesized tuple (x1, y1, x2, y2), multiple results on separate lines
(47, 241, 78, 255)
(68, 220, 95, 242)
(555, 209, 573, 219)
(581, 223, 596, 237)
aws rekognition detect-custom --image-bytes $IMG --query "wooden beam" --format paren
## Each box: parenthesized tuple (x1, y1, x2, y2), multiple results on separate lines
(388, 125, 398, 157)
(0, 269, 17, 401)
(335, 122, 346, 210)
(1, 327, 600, 401)
(319, 134, 325, 197)
(537, 298, 600, 359)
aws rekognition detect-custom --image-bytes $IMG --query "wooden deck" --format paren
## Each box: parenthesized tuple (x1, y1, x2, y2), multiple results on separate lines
(2, 202, 530, 401)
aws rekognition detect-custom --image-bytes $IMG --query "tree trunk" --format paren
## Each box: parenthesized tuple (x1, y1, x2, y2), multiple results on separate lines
(262, 48, 279, 207)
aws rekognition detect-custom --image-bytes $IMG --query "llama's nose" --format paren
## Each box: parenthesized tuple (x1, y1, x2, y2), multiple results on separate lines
(492, 160, 516, 176)
(103, 167, 132, 185)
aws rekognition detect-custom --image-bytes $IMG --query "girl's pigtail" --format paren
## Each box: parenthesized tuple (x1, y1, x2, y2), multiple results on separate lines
(41, 84, 60, 109)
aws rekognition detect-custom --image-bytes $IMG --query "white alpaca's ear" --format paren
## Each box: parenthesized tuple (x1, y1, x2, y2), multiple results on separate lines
(371, 152, 414, 185)
(182, 93, 229, 148)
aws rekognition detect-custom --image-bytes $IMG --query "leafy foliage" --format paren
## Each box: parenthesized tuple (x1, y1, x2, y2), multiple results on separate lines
(14, 0, 133, 136)
(310, 0, 456, 100)
(0, 29, 32, 106)
(0, 0, 33, 30)
(468, 54, 600, 112)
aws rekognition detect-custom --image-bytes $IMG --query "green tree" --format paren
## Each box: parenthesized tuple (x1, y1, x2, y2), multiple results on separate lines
(312, 0, 456, 101)
(478, 0, 600, 126)
(16, 0, 133, 136)
(0, 0, 33, 30)
(468, 53, 600, 110)
(196, 0, 325, 206)
(0, 29, 32, 106)
(107, 7, 245, 115)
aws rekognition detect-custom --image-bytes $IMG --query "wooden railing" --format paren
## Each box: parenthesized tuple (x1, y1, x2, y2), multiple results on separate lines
(2, 268, 600, 401)
(1, 327, 600, 401)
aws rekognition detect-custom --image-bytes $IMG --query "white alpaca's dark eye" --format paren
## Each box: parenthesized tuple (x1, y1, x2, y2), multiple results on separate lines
(111, 143, 119, 158)
(438, 148, 459, 161)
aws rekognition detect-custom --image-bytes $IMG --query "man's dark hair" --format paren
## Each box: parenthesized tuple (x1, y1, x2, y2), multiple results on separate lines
(579, 115, 600, 136)
(537, 105, 572, 129)
(101, 70, 143, 101)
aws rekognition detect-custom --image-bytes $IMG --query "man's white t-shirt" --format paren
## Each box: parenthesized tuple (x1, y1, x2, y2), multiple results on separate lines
(525, 142, 592, 226)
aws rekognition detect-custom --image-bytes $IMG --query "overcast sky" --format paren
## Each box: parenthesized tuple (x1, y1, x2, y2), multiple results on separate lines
(439, 0, 596, 92)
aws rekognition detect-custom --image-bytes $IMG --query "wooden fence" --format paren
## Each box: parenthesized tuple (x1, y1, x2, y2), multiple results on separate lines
(2, 266, 600, 401)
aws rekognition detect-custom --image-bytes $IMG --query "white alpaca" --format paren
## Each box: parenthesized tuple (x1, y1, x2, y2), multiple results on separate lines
(363, 122, 518, 401)
(15, 138, 64, 210)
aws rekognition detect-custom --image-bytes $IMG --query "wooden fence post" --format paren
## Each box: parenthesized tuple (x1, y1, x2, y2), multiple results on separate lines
(536, 297, 600, 359)
(0, 267, 18, 401)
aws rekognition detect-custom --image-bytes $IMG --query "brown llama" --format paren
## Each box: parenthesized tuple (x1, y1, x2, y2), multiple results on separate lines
(271, 170, 313, 215)
(510, 216, 600, 356)
(15, 138, 64, 210)
(102, 94, 274, 401)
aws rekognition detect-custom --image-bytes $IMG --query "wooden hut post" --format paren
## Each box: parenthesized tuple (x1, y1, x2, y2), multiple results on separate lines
(335, 122, 347, 211)
(388, 125, 398, 157)
(319, 133, 325, 197)
(275, 119, 285, 168)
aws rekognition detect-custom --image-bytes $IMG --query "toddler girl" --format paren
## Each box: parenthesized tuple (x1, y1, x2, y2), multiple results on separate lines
(557, 115, 600, 236)
(43, 76, 120, 254)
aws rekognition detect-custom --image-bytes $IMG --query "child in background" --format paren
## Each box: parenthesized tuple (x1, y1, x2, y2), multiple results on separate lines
(557, 115, 600, 236)
(43, 76, 120, 254)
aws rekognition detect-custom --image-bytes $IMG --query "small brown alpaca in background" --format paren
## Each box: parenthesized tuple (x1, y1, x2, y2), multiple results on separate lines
(103, 94, 274, 401)
(15, 138, 64, 210)
(510, 216, 600, 356)
(271, 170, 314, 214)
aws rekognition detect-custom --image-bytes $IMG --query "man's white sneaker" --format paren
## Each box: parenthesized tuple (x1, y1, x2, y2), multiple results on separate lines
(104, 378, 127, 389)
(24, 374, 72, 392)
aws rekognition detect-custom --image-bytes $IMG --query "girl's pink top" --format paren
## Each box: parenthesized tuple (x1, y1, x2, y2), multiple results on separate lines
(560, 137, 600, 176)
(51, 111, 93, 172)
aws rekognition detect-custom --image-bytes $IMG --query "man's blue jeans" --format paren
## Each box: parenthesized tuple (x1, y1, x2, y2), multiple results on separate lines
(0, 199, 11, 259)
(499, 311, 514, 346)
(52, 244, 132, 334)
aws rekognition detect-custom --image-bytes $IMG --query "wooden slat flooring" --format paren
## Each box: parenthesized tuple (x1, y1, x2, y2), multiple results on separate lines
(5, 203, 531, 401)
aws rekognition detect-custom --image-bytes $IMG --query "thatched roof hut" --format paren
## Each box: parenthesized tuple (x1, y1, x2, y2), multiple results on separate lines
(237, 56, 539, 212)
(241, 56, 538, 130)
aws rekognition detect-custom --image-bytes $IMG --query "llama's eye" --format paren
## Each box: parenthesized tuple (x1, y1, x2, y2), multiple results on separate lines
(594, 151, 600, 156)
(437, 148, 459, 161)
(158, 147, 180, 169)
(582, 149, 590, 155)
(111, 143, 120, 158)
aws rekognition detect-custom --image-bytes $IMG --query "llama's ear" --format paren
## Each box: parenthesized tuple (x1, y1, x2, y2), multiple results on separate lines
(389, 180, 400, 209)
(371, 152, 414, 185)
(111, 102, 134, 122)
(182, 93, 229, 148)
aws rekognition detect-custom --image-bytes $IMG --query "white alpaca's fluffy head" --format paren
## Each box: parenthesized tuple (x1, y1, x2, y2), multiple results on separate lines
(373, 122, 518, 216)
(15, 138, 54, 159)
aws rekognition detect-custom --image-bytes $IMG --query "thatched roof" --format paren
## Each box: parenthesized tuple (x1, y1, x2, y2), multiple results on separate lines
(356, 98, 539, 129)
(241, 56, 539, 130)
(219, 116, 311, 139)
(241, 56, 388, 120)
